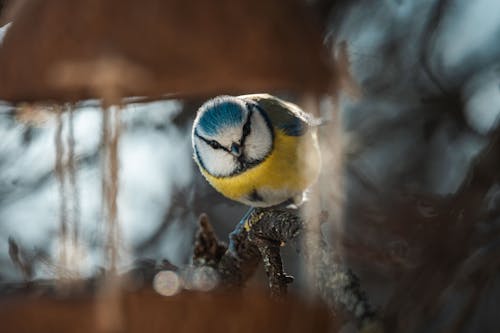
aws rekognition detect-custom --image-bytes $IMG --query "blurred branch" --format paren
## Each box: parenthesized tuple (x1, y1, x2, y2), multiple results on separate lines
(419, 0, 452, 95)
(192, 213, 227, 267)
(8, 237, 33, 281)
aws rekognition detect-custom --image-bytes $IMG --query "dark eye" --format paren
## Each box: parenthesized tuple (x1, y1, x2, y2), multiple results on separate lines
(209, 140, 221, 149)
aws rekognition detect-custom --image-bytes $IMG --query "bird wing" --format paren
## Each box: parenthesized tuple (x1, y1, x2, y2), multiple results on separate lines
(238, 93, 312, 136)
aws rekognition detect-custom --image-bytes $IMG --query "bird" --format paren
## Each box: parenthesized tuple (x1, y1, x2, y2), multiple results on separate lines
(192, 93, 321, 208)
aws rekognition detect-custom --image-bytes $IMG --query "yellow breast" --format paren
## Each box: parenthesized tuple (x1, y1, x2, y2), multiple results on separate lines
(200, 129, 321, 206)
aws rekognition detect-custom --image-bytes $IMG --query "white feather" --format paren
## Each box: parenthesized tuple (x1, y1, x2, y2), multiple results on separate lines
(193, 135, 238, 177)
(244, 110, 273, 161)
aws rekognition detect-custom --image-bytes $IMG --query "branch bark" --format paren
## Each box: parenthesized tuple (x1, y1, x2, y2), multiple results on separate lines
(192, 205, 381, 330)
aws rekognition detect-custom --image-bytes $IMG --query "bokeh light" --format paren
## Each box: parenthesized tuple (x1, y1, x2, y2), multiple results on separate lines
(153, 270, 182, 297)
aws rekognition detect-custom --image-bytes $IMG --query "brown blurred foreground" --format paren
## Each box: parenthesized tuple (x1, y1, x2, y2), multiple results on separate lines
(0, 0, 332, 103)
(0, 288, 335, 333)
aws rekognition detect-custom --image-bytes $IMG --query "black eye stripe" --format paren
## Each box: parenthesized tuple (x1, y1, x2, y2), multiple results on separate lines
(240, 108, 253, 145)
(194, 131, 229, 152)
(243, 119, 251, 136)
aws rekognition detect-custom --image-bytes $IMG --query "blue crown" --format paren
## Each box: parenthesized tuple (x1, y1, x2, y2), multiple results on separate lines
(197, 96, 245, 136)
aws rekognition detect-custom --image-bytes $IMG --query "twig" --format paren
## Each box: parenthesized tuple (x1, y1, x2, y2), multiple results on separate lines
(192, 206, 380, 329)
(193, 211, 260, 289)
(252, 236, 293, 298)
(54, 106, 68, 276)
(8, 237, 33, 282)
(192, 213, 227, 267)
(67, 105, 81, 269)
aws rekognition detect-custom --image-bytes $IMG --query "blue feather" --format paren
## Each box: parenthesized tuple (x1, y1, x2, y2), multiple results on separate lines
(198, 96, 244, 136)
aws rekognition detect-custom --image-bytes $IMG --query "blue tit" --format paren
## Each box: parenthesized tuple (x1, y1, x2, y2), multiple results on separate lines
(192, 93, 321, 207)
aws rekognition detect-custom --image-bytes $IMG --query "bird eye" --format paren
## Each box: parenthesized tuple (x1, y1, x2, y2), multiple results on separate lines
(209, 140, 221, 149)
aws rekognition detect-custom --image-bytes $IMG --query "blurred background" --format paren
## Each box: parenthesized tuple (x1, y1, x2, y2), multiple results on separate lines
(0, 0, 500, 332)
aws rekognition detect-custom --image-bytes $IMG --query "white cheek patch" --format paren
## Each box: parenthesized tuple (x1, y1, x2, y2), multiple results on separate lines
(244, 111, 273, 161)
(194, 136, 238, 177)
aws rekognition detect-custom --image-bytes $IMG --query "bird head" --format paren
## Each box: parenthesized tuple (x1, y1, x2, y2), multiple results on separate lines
(192, 96, 274, 177)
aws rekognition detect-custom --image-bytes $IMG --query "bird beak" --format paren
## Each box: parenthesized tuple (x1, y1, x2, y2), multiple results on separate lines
(230, 142, 242, 157)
